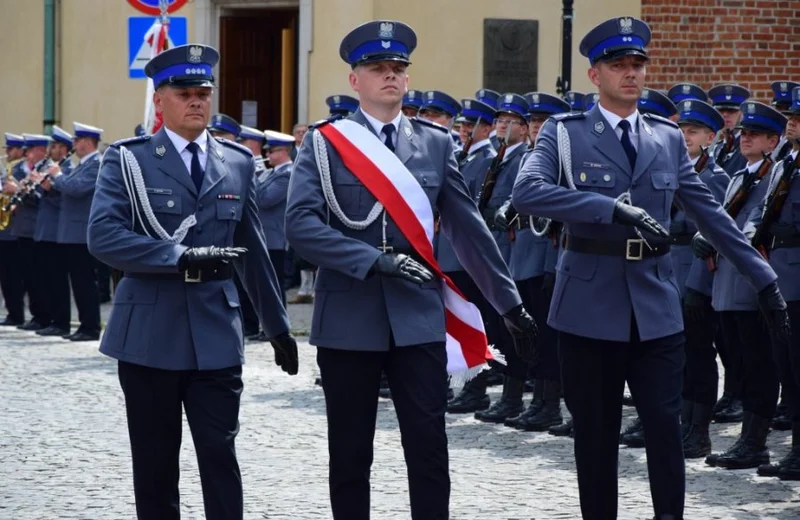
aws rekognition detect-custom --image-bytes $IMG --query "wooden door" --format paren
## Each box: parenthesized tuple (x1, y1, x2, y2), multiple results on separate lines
(219, 9, 298, 131)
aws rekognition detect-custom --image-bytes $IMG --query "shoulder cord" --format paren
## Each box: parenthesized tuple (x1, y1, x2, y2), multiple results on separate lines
(119, 145, 196, 243)
(530, 121, 577, 236)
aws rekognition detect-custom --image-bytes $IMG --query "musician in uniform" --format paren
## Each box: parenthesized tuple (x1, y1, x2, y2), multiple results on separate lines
(696, 101, 788, 471)
(0, 133, 26, 326)
(237, 125, 267, 171)
(709, 84, 750, 176)
(30, 126, 74, 337)
(8, 134, 52, 331)
(513, 17, 789, 519)
(256, 130, 294, 306)
(285, 20, 536, 519)
(752, 86, 800, 480)
(499, 92, 571, 432)
(87, 43, 298, 520)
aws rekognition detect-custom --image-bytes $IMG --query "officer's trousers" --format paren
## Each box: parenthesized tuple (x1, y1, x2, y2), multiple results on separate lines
(16, 237, 49, 324)
(517, 275, 559, 381)
(318, 341, 449, 520)
(682, 305, 719, 406)
(64, 243, 101, 333)
(715, 314, 743, 399)
(772, 302, 800, 421)
(0, 240, 25, 322)
(719, 311, 779, 419)
(36, 240, 71, 330)
(118, 361, 244, 520)
(268, 249, 286, 306)
(559, 326, 685, 519)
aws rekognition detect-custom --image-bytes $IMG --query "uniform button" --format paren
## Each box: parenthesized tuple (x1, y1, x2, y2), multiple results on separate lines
(161, 254, 169, 261)
(198, 203, 204, 210)
(167, 200, 175, 208)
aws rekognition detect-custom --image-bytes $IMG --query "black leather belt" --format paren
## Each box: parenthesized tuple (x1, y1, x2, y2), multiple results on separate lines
(770, 235, 800, 250)
(669, 234, 693, 246)
(375, 245, 427, 263)
(123, 264, 234, 283)
(564, 235, 670, 260)
(515, 215, 532, 229)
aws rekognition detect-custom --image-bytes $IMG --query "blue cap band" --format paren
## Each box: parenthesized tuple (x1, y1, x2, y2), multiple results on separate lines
(461, 108, 494, 123)
(529, 103, 568, 115)
(348, 40, 409, 65)
(679, 112, 718, 131)
(589, 35, 646, 63)
(152, 63, 213, 89)
(422, 100, 458, 117)
(740, 114, 785, 134)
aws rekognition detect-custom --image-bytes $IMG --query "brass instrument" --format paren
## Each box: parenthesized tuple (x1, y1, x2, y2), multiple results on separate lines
(0, 158, 53, 230)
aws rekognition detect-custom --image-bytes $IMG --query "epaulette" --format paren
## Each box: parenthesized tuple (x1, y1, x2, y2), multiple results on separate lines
(551, 112, 585, 122)
(410, 117, 449, 133)
(215, 136, 252, 156)
(310, 114, 344, 129)
(111, 135, 150, 148)
(643, 112, 679, 128)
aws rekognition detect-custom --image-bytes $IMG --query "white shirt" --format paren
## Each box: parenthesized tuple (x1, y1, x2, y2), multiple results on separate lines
(468, 138, 492, 155)
(503, 141, 525, 161)
(598, 102, 639, 151)
(361, 109, 403, 148)
(80, 150, 99, 165)
(165, 126, 209, 175)
(272, 161, 293, 174)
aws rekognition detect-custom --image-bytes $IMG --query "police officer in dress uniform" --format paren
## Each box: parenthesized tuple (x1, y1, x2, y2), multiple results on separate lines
(257, 130, 294, 307)
(87, 44, 298, 520)
(476, 88, 502, 149)
(0, 133, 27, 326)
(134, 123, 146, 137)
(512, 17, 789, 520)
(442, 98, 500, 414)
(402, 89, 423, 117)
(695, 101, 788, 471)
(285, 21, 536, 520)
(753, 86, 800, 480)
(9, 134, 52, 331)
(418, 90, 462, 147)
(327, 94, 360, 117)
(30, 126, 74, 337)
(709, 84, 750, 176)
(46, 123, 104, 341)
(498, 92, 571, 432)
(565, 91, 586, 113)
(584, 92, 600, 112)
(208, 113, 241, 142)
(668, 83, 708, 105)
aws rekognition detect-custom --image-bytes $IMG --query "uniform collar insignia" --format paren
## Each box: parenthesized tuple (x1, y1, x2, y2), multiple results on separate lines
(594, 121, 605, 134)
(155, 144, 166, 157)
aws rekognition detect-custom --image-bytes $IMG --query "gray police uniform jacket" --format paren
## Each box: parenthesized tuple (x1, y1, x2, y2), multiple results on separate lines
(508, 148, 551, 281)
(672, 159, 729, 297)
(436, 141, 496, 272)
(479, 143, 528, 263)
(285, 109, 521, 351)
(711, 162, 772, 312)
(33, 167, 69, 243)
(53, 153, 100, 245)
(748, 153, 800, 302)
(87, 128, 290, 371)
(255, 161, 290, 251)
(9, 161, 38, 239)
(512, 105, 777, 342)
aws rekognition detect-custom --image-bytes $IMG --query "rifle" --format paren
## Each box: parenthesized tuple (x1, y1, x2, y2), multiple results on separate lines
(751, 147, 800, 259)
(477, 137, 508, 213)
(707, 145, 783, 270)
(456, 117, 481, 164)
(715, 128, 736, 167)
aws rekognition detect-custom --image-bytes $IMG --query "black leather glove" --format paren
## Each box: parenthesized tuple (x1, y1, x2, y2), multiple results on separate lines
(502, 304, 539, 364)
(494, 199, 516, 229)
(612, 201, 669, 238)
(371, 253, 434, 284)
(690, 233, 715, 259)
(178, 246, 248, 271)
(758, 281, 791, 344)
(683, 288, 710, 324)
(541, 272, 556, 302)
(269, 332, 299, 375)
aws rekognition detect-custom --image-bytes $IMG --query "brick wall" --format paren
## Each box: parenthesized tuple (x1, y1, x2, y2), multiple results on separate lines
(641, 0, 800, 103)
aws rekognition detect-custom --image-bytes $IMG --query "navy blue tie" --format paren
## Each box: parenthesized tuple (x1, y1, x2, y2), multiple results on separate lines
(185, 142, 204, 192)
(618, 120, 637, 171)
(382, 124, 396, 153)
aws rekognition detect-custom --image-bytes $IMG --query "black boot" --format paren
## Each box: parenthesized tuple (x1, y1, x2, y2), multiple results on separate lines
(505, 379, 544, 428)
(714, 396, 744, 423)
(378, 372, 391, 399)
(771, 398, 792, 431)
(517, 380, 563, 432)
(766, 422, 800, 479)
(716, 411, 771, 469)
(683, 402, 713, 459)
(712, 393, 733, 417)
(620, 416, 645, 448)
(474, 376, 524, 423)
(681, 399, 694, 439)
(447, 370, 490, 413)
(706, 412, 748, 467)
(549, 418, 573, 437)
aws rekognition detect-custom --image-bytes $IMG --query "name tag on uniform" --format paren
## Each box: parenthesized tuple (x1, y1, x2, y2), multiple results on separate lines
(145, 187, 173, 195)
(581, 161, 610, 169)
(217, 194, 241, 201)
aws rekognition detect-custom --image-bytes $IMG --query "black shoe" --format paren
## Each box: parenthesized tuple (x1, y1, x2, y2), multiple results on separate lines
(505, 379, 544, 428)
(17, 320, 46, 331)
(247, 331, 269, 342)
(549, 418, 574, 437)
(516, 380, 563, 432)
(36, 326, 70, 337)
(714, 397, 744, 423)
(683, 402, 713, 459)
(0, 317, 24, 327)
(713, 394, 733, 416)
(706, 413, 749, 467)
(716, 412, 771, 469)
(474, 376, 524, 423)
(378, 372, 391, 399)
(776, 422, 800, 480)
(68, 331, 100, 342)
(447, 370, 490, 414)
(771, 411, 792, 431)
(245, 330, 262, 341)
(622, 393, 635, 407)
(620, 417, 645, 447)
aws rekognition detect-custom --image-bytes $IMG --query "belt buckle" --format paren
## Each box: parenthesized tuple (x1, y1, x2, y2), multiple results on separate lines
(184, 268, 202, 283)
(626, 239, 644, 261)
(378, 244, 393, 253)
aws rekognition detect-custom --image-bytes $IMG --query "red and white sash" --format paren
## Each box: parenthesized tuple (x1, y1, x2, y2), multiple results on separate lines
(317, 119, 493, 380)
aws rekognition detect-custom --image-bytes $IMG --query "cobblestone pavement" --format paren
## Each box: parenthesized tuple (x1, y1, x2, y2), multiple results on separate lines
(1, 299, 800, 519)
